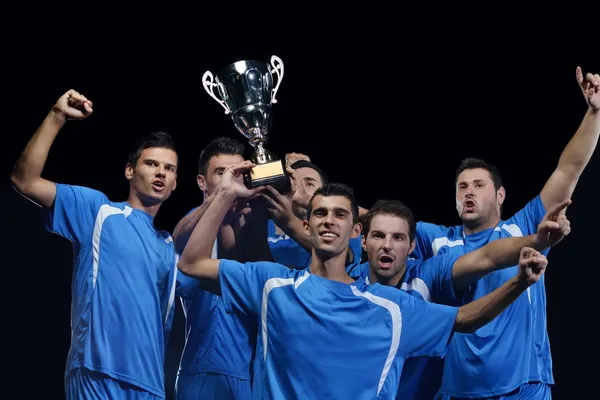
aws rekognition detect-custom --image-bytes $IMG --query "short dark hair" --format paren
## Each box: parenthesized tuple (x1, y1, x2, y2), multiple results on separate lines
(361, 200, 416, 242)
(455, 157, 503, 191)
(290, 160, 329, 185)
(198, 137, 245, 175)
(307, 183, 359, 224)
(127, 131, 177, 168)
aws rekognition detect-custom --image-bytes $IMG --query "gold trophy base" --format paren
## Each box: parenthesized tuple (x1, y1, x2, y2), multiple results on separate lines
(245, 159, 291, 195)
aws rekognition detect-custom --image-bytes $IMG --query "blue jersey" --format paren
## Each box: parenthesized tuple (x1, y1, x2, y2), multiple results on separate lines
(350, 254, 460, 400)
(218, 259, 459, 399)
(43, 184, 178, 398)
(413, 195, 549, 397)
(176, 211, 258, 387)
(267, 219, 363, 269)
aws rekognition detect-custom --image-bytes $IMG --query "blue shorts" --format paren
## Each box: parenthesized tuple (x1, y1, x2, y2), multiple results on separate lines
(65, 367, 163, 399)
(436, 382, 551, 400)
(175, 370, 251, 400)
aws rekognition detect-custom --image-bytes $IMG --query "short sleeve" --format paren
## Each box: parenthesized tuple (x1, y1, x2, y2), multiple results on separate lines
(43, 184, 109, 244)
(505, 195, 547, 236)
(396, 291, 458, 358)
(413, 221, 445, 260)
(409, 255, 461, 306)
(218, 259, 290, 316)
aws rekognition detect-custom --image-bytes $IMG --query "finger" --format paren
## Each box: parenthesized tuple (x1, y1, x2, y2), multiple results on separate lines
(595, 74, 600, 88)
(286, 166, 296, 178)
(576, 66, 583, 85)
(247, 185, 266, 197)
(540, 220, 560, 231)
(586, 73, 598, 87)
(265, 185, 284, 200)
(545, 199, 571, 219)
(83, 102, 93, 113)
(260, 193, 279, 208)
(520, 246, 534, 258)
(233, 160, 255, 171)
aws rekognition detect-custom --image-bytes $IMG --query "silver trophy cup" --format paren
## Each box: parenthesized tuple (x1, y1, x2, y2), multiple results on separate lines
(202, 55, 289, 193)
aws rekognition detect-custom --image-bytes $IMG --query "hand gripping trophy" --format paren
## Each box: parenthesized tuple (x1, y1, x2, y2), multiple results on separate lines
(202, 55, 290, 194)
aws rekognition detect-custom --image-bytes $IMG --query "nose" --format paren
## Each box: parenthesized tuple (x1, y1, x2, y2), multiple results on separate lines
(382, 236, 393, 250)
(155, 166, 166, 178)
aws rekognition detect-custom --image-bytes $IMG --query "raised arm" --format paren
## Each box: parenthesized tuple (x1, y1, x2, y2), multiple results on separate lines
(172, 195, 215, 254)
(540, 67, 600, 210)
(454, 247, 546, 333)
(10, 90, 93, 208)
(452, 200, 571, 291)
(177, 161, 265, 294)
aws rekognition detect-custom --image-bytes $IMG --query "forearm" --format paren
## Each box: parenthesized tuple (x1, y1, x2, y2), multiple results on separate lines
(173, 195, 214, 254)
(557, 107, 600, 175)
(178, 191, 235, 277)
(279, 216, 313, 253)
(452, 235, 540, 290)
(455, 276, 530, 333)
(10, 109, 65, 189)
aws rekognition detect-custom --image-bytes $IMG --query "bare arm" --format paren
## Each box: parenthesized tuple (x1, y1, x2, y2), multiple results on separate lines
(10, 90, 93, 208)
(452, 199, 571, 291)
(454, 247, 546, 333)
(540, 68, 600, 210)
(173, 195, 215, 254)
(454, 275, 530, 333)
(177, 161, 265, 295)
(452, 235, 537, 291)
(177, 190, 235, 295)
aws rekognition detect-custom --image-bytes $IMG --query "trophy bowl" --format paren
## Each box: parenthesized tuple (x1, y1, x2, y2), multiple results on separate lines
(202, 55, 290, 195)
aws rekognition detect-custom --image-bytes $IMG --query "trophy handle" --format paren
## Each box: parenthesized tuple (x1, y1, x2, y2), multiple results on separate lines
(202, 70, 231, 114)
(270, 55, 284, 104)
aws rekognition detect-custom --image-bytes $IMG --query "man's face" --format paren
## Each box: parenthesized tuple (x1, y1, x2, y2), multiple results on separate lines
(126, 147, 178, 205)
(197, 154, 245, 197)
(363, 214, 415, 284)
(455, 167, 504, 228)
(303, 194, 361, 259)
(292, 167, 323, 219)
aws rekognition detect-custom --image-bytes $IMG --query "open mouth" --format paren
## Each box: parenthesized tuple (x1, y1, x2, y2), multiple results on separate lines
(379, 255, 394, 269)
(464, 199, 476, 212)
(152, 181, 165, 191)
(320, 231, 338, 242)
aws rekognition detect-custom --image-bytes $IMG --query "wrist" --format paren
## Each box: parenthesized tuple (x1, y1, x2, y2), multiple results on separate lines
(513, 274, 532, 290)
(48, 108, 67, 125)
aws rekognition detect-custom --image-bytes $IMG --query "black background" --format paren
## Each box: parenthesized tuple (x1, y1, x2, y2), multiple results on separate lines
(1, 12, 596, 399)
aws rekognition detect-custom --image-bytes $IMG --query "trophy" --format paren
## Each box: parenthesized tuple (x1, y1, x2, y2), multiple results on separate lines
(202, 55, 291, 194)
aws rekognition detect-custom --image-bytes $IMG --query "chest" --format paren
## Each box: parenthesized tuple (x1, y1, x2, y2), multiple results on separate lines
(93, 214, 173, 286)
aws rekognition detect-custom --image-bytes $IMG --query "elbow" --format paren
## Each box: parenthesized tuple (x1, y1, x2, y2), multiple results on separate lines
(177, 259, 194, 277)
(454, 309, 479, 334)
(9, 172, 28, 194)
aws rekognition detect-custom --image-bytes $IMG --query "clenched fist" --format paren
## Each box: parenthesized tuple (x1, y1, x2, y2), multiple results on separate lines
(52, 89, 94, 120)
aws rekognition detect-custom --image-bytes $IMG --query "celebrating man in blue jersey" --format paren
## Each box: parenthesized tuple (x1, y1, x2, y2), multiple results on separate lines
(177, 161, 550, 400)
(413, 67, 600, 398)
(349, 198, 570, 399)
(10, 90, 181, 399)
(173, 136, 267, 400)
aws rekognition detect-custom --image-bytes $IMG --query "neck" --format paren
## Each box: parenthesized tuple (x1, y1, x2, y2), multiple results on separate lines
(309, 249, 354, 284)
(463, 216, 500, 235)
(127, 190, 161, 218)
(369, 264, 406, 287)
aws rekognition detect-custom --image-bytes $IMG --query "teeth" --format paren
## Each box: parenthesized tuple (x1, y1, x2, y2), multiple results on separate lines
(322, 233, 336, 238)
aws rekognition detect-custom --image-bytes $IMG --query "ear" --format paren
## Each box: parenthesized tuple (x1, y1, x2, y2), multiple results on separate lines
(497, 186, 506, 206)
(408, 239, 416, 255)
(172, 178, 177, 192)
(197, 174, 207, 192)
(125, 163, 134, 181)
(362, 234, 367, 252)
(351, 222, 362, 239)
(302, 219, 311, 237)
